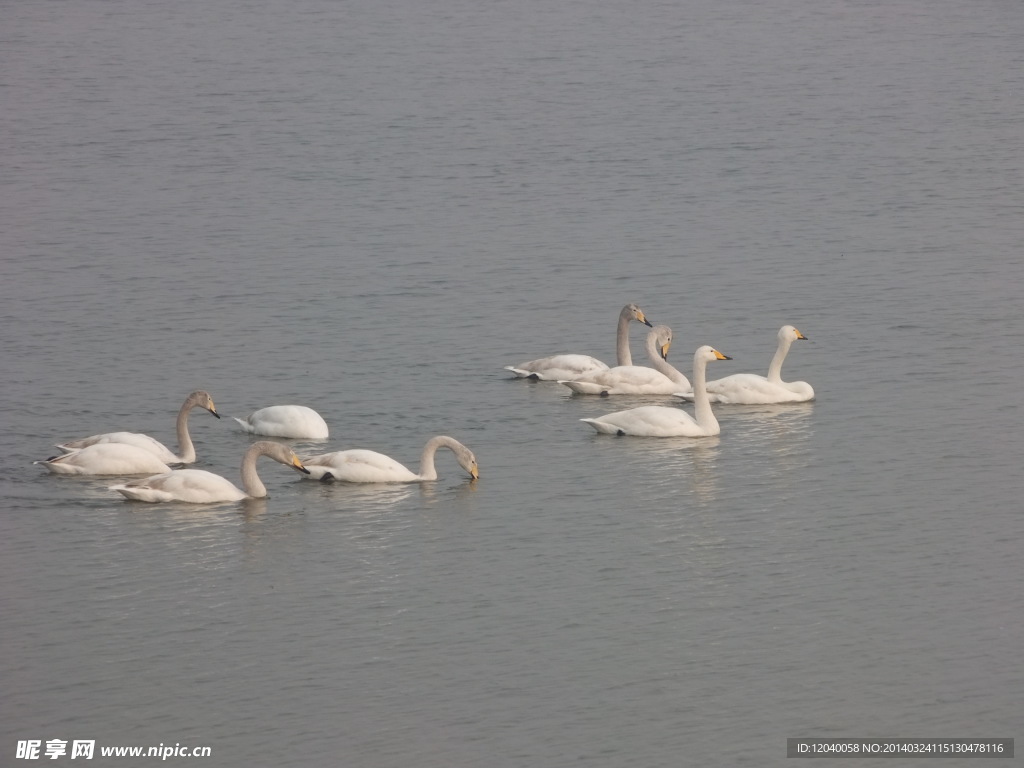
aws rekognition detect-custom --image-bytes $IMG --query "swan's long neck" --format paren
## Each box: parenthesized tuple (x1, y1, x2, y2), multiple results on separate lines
(174, 402, 197, 463)
(691, 353, 719, 435)
(615, 310, 633, 366)
(417, 435, 458, 481)
(646, 333, 691, 389)
(239, 443, 268, 498)
(766, 336, 793, 383)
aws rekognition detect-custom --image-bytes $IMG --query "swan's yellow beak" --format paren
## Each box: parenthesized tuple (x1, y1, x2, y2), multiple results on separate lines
(659, 341, 671, 360)
(713, 349, 732, 360)
(291, 455, 311, 474)
(795, 329, 808, 340)
(637, 309, 652, 327)
(207, 399, 221, 419)
(469, 464, 480, 480)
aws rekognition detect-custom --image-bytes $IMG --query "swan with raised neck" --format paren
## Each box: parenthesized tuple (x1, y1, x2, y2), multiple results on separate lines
(580, 346, 732, 436)
(56, 390, 220, 463)
(558, 325, 691, 395)
(505, 303, 652, 380)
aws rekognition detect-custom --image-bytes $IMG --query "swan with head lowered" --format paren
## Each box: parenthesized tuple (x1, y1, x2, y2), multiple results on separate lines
(505, 303, 652, 380)
(301, 435, 479, 483)
(233, 404, 329, 439)
(580, 346, 732, 436)
(109, 441, 310, 503)
(676, 325, 813, 404)
(558, 325, 691, 395)
(55, 390, 220, 463)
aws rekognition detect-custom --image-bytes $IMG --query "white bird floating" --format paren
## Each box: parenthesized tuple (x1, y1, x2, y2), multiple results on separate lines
(580, 346, 732, 436)
(301, 435, 479, 483)
(558, 325, 691, 395)
(675, 325, 813, 404)
(109, 441, 309, 503)
(233, 404, 329, 439)
(55, 390, 220, 463)
(505, 303, 652, 381)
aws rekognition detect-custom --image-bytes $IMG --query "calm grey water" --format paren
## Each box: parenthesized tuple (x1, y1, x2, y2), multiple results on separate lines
(2, 0, 1023, 765)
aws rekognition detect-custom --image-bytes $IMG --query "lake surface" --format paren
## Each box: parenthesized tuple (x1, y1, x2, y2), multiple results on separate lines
(2, 0, 1023, 765)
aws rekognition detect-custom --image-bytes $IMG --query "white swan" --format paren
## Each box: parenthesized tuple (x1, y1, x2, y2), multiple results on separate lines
(558, 325, 691, 395)
(581, 346, 732, 436)
(233, 405, 329, 439)
(109, 441, 310, 503)
(301, 435, 479, 483)
(505, 303, 652, 380)
(676, 325, 813, 404)
(35, 443, 173, 476)
(55, 390, 220, 463)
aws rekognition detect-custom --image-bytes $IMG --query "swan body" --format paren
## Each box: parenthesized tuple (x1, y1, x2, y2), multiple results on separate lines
(581, 346, 731, 436)
(559, 325, 691, 395)
(233, 405, 329, 439)
(109, 441, 309, 503)
(676, 325, 813, 404)
(35, 443, 173, 476)
(55, 391, 220, 463)
(302, 435, 479, 483)
(505, 303, 652, 380)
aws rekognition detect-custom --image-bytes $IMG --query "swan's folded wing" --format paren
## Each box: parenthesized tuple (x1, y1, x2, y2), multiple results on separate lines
(506, 354, 609, 381)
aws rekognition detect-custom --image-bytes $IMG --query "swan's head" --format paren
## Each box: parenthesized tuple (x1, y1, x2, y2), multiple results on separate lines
(648, 325, 673, 360)
(625, 303, 653, 327)
(695, 345, 732, 364)
(780, 325, 808, 342)
(460, 449, 480, 481)
(187, 390, 221, 419)
(255, 441, 311, 474)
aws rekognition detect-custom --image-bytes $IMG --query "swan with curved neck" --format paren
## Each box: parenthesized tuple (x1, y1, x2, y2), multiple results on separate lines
(302, 435, 479, 483)
(558, 325, 691, 395)
(109, 441, 310, 503)
(677, 325, 813, 404)
(505, 303, 652, 380)
(580, 346, 732, 436)
(233, 404, 329, 439)
(56, 390, 220, 463)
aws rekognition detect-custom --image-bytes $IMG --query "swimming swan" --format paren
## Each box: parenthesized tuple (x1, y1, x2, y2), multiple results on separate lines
(55, 390, 220, 463)
(558, 325, 691, 395)
(233, 405, 329, 439)
(581, 346, 732, 436)
(505, 303, 652, 380)
(301, 435, 479, 483)
(109, 441, 310, 503)
(676, 325, 813, 404)
(35, 443, 173, 476)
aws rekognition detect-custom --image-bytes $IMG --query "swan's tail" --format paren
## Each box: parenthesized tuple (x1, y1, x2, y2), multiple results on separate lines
(559, 380, 608, 395)
(579, 418, 622, 435)
(504, 365, 542, 379)
(232, 417, 255, 433)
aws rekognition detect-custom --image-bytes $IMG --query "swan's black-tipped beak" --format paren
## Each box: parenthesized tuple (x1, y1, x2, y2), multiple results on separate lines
(795, 329, 808, 340)
(208, 408, 221, 419)
(642, 317, 653, 327)
(292, 457, 311, 474)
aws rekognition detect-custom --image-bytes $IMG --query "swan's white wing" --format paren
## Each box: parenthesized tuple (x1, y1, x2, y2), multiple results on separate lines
(57, 432, 178, 462)
(111, 469, 246, 503)
(560, 365, 679, 395)
(697, 374, 814, 404)
(36, 444, 172, 476)
(505, 354, 610, 381)
(301, 450, 419, 483)
(581, 405, 705, 437)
